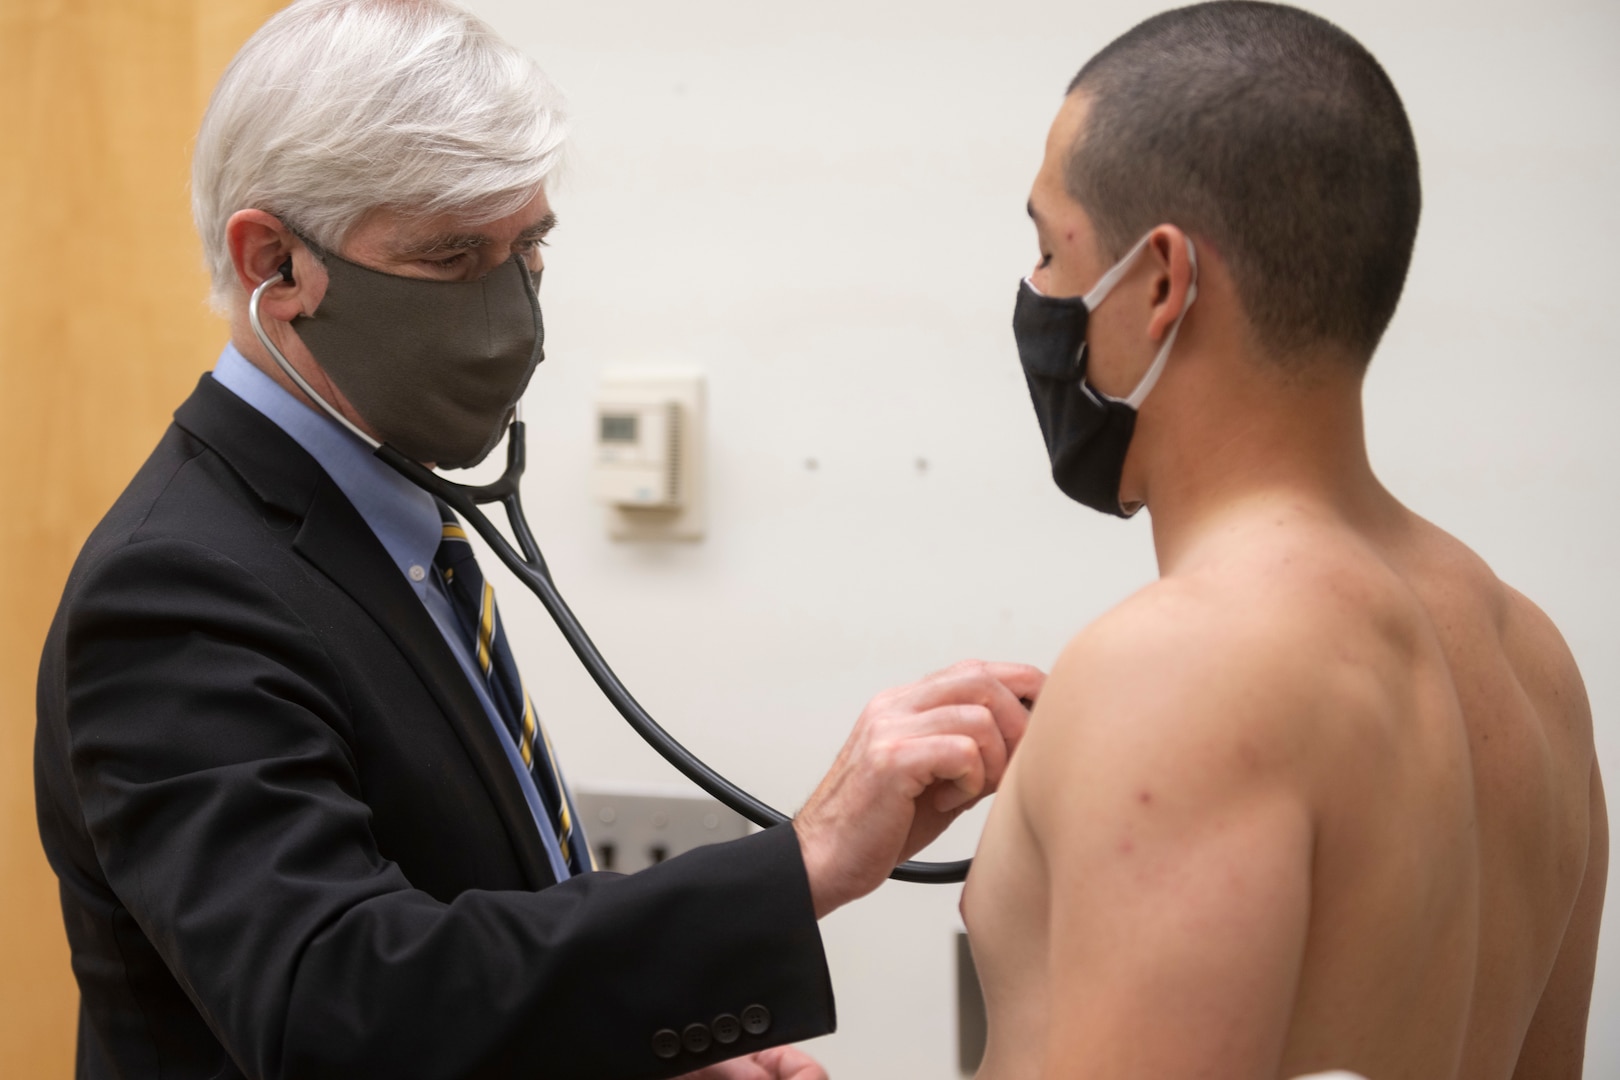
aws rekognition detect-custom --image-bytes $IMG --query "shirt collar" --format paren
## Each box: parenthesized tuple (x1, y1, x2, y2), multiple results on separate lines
(212, 343, 443, 592)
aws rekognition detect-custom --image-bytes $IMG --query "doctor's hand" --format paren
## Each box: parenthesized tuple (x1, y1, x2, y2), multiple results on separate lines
(677, 1049, 829, 1080)
(794, 659, 1044, 918)
(677, 1046, 827, 1079)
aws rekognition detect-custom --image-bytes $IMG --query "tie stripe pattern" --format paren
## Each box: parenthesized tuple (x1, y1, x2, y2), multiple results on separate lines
(434, 509, 589, 874)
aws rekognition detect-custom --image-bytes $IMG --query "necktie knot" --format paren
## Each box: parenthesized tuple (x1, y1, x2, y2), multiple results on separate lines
(433, 501, 477, 578)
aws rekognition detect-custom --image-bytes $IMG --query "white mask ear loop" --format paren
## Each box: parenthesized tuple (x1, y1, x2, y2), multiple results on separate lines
(1082, 233, 1155, 310)
(1022, 231, 1153, 302)
(1116, 235, 1199, 410)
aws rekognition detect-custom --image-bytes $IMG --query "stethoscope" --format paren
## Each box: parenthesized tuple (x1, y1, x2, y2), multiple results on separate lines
(249, 267, 970, 884)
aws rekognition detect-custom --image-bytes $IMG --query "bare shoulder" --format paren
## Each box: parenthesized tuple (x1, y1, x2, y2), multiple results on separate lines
(1405, 513, 1592, 742)
(1014, 513, 1429, 830)
(1497, 580, 1594, 741)
(1019, 567, 1346, 811)
(1048, 517, 1410, 709)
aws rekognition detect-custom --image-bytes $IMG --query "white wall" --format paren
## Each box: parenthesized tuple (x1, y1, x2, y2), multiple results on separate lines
(458, 1, 1620, 1075)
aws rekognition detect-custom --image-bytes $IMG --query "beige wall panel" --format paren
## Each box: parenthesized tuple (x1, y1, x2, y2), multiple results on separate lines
(0, 2, 284, 1073)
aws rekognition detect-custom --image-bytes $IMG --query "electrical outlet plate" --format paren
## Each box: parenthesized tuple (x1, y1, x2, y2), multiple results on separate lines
(572, 785, 750, 874)
(597, 370, 706, 541)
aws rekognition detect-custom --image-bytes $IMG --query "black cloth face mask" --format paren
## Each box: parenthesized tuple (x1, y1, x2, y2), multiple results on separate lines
(292, 249, 545, 469)
(1012, 233, 1198, 516)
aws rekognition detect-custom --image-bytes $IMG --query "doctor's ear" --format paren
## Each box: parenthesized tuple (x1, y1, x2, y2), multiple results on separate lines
(225, 209, 328, 320)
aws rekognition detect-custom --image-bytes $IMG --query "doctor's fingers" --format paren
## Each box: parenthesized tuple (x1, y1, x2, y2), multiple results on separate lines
(879, 732, 990, 808)
(921, 658, 1045, 695)
(898, 664, 1039, 753)
(983, 660, 1047, 706)
(749, 1046, 828, 1080)
(885, 703, 1009, 791)
(674, 1047, 827, 1080)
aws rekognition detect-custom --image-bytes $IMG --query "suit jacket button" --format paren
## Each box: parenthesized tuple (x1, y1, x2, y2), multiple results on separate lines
(741, 1003, 772, 1036)
(652, 1029, 681, 1059)
(683, 1022, 713, 1054)
(712, 1013, 742, 1044)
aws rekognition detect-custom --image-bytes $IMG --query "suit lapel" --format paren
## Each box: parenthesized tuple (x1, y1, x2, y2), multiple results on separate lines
(293, 479, 554, 890)
(175, 376, 554, 889)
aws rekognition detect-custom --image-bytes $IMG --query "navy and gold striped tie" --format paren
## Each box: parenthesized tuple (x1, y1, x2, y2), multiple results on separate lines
(433, 505, 589, 875)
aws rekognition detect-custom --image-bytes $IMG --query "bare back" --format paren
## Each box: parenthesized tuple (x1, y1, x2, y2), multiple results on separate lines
(963, 503, 1606, 1079)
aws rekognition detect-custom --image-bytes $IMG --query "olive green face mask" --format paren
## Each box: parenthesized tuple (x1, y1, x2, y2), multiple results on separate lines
(291, 250, 544, 469)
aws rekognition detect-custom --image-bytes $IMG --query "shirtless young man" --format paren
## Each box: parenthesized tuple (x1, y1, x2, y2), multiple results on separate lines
(960, 4, 1608, 1078)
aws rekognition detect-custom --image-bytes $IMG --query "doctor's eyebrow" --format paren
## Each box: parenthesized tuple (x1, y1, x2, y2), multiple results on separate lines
(516, 214, 558, 244)
(398, 213, 558, 257)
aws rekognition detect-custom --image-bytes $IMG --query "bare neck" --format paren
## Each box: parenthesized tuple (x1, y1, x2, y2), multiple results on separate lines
(1138, 355, 1401, 575)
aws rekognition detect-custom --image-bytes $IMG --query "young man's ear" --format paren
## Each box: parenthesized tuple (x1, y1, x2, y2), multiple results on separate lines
(1146, 225, 1195, 344)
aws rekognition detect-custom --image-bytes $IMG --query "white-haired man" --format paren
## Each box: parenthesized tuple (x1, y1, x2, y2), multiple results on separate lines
(33, 3, 1041, 1079)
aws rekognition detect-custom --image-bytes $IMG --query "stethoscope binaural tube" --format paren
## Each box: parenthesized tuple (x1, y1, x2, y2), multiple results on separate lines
(249, 271, 972, 884)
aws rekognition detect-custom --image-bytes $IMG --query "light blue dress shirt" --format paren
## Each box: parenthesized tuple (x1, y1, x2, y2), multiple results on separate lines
(213, 343, 573, 882)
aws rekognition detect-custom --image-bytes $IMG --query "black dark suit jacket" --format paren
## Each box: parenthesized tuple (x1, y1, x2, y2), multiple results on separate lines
(35, 375, 835, 1080)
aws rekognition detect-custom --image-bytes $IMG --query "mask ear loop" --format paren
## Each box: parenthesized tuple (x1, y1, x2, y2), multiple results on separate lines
(247, 258, 382, 451)
(1074, 233, 1156, 394)
(1082, 232, 1155, 311)
(1119, 236, 1198, 409)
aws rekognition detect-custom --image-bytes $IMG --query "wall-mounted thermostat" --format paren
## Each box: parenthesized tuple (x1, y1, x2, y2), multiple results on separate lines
(595, 371, 705, 540)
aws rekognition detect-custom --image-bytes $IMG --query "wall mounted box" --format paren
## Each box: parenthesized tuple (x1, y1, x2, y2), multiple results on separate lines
(595, 371, 706, 541)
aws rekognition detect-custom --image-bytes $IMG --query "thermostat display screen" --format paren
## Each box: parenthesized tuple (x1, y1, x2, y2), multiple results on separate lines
(600, 414, 639, 443)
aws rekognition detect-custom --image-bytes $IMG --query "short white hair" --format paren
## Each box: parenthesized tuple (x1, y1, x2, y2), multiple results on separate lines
(192, 0, 568, 308)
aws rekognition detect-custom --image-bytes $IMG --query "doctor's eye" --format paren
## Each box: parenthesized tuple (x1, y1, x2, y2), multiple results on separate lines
(1038, 253, 1053, 269)
(427, 252, 472, 269)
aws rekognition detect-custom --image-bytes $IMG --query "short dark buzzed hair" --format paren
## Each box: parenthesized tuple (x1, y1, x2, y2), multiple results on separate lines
(1067, 1, 1420, 364)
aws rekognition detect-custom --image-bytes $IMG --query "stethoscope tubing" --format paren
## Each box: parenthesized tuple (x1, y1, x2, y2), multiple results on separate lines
(250, 273, 971, 884)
